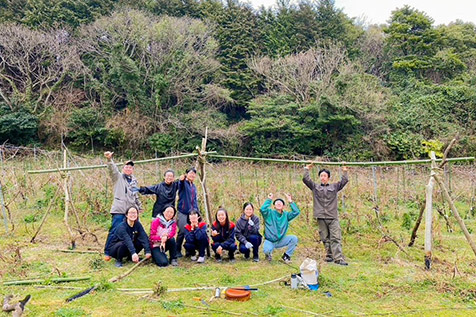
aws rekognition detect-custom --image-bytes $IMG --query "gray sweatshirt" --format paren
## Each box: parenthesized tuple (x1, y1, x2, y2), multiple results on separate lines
(108, 159, 142, 215)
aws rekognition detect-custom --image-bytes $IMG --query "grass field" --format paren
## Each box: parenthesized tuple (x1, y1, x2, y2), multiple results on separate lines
(1, 152, 476, 316)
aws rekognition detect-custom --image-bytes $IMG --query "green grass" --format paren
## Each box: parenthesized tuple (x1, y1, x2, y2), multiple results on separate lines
(1, 156, 476, 316)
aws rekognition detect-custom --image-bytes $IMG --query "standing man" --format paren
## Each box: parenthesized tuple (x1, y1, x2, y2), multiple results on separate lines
(138, 169, 179, 218)
(260, 193, 300, 263)
(103, 151, 143, 261)
(176, 167, 200, 258)
(303, 164, 349, 266)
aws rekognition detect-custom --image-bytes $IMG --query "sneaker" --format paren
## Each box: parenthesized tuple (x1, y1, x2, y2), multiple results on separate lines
(229, 258, 236, 263)
(253, 256, 260, 262)
(176, 252, 183, 258)
(197, 256, 205, 263)
(216, 256, 222, 263)
(334, 259, 348, 266)
(171, 259, 178, 266)
(115, 259, 123, 268)
(104, 255, 112, 262)
(244, 253, 250, 259)
(191, 255, 198, 261)
(282, 253, 291, 264)
(324, 256, 334, 263)
(266, 253, 272, 262)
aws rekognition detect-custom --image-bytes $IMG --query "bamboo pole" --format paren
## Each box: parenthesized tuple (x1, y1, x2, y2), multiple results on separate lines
(63, 149, 75, 249)
(430, 139, 476, 258)
(433, 173, 476, 257)
(372, 166, 378, 206)
(424, 152, 436, 270)
(208, 154, 474, 166)
(0, 180, 8, 233)
(3, 276, 91, 286)
(27, 153, 212, 174)
(0, 147, 7, 233)
(27, 155, 475, 175)
(197, 127, 212, 226)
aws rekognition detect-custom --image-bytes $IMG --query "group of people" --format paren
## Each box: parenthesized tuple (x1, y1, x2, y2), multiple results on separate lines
(102, 151, 350, 267)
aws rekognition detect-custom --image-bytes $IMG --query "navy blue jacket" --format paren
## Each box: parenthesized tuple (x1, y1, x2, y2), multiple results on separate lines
(139, 180, 179, 217)
(184, 222, 208, 243)
(211, 221, 236, 249)
(105, 219, 151, 255)
(178, 179, 199, 215)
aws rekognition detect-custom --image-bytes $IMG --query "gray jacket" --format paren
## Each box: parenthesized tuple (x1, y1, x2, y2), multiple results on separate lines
(108, 159, 142, 215)
(303, 168, 348, 219)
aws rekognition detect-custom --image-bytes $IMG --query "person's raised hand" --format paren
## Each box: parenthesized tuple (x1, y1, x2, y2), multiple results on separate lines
(179, 174, 186, 181)
(305, 163, 313, 170)
(268, 193, 274, 200)
(131, 253, 139, 263)
(104, 151, 114, 160)
(284, 193, 293, 203)
(342, 165, 349, 172)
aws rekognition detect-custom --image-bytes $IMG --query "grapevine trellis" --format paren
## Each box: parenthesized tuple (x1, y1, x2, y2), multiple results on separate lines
(1, 132, 475, 270)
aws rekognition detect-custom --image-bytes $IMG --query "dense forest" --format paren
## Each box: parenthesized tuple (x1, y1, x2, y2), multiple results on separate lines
(1, 0, 475, 160)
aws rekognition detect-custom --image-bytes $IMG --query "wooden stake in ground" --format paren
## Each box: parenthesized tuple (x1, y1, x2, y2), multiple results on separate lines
(196, 127, 212, 226)
(424, 154, 436, 270)
(0, 180, 9, 233)
(62, 149, 76, 249)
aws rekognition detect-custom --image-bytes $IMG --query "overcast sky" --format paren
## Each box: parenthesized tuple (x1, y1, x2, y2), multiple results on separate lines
(246, 0, 476, 26)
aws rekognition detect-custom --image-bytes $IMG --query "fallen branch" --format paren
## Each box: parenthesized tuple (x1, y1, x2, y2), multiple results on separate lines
(374, 206, 409, 256)
(66, 257, 149, 302)
(439, 134, 459, 169)
(435, 206, 454, 233)
(3, 276, 90, 286)
(56, 249, 100, 254)
(30, 185, 61, 243)
(408, 199, 425, 247)
(35, 285, 83, 290)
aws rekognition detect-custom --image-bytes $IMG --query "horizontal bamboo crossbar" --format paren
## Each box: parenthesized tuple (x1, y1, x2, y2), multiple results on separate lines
(27, 152, 474, 174)
(27, 153, 202, 174)
(208, 154, 475, 167)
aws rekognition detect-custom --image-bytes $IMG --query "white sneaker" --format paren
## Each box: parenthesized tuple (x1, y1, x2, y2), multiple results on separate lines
(191, 255, 198, 261)
(197, 256, 205, 263)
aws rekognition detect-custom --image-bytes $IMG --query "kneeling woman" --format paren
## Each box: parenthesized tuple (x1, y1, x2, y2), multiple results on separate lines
(105, 207, 151, 267)
(184, 210, 208, 263)
(236, 202, 262, 262)
(150, 205, 178, 267)
(211, 207, 237, 263)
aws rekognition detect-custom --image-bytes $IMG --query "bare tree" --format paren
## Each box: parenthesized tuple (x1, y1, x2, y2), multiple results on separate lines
(249, 43, 347, 104)
(0, 24, 84, 114)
